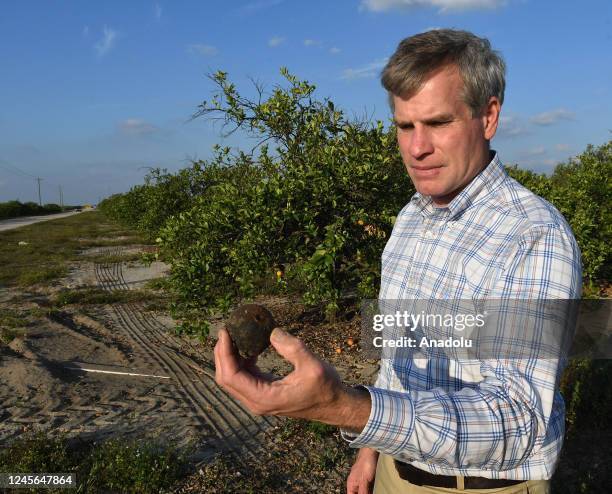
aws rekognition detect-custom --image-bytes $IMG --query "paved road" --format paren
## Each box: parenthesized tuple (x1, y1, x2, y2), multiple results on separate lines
(0, 211, 81, 232)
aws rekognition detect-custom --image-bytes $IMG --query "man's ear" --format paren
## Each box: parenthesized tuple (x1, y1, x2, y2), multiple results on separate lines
(481, 96, 501, 141)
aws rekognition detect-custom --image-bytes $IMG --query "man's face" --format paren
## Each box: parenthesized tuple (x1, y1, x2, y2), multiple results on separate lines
(393, 65, 497, 207)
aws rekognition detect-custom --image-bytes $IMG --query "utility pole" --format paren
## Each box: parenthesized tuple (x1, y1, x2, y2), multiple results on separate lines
(36, 177, 43, 206)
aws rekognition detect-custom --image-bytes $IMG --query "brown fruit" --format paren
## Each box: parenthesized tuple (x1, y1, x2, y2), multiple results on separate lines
(225, 304, 277, 357)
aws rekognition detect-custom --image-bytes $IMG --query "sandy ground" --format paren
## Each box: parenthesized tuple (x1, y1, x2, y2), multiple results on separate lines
(0, 245, 378, 471)
(0, 250, 271, 466)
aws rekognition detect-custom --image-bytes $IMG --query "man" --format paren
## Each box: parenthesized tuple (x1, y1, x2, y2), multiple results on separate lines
(215, 29, 581, 493)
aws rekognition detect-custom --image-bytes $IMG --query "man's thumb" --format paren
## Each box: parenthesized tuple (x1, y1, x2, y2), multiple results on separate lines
(270, 328, 313, 367)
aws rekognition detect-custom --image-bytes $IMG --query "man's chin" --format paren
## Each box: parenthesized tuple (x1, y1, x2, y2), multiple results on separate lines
(413, 185, 459, 207)
(414, 184, 447, 197)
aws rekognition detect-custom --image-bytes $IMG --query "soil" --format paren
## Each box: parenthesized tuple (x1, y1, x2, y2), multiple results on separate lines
(0, 245, 379, 486)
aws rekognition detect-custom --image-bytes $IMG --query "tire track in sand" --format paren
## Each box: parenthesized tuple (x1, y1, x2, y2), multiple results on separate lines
(94, 258, 272, 468)
(101, 255, 347, 485)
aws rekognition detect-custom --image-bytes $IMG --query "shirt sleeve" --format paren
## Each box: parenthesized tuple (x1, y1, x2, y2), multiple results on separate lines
(340, 224, 582, 471)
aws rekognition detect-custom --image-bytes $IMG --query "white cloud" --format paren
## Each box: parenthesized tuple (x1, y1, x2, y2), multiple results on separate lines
(154, 3, 162, 20)
(118, 119, 159, 137)
(340, 58, 388, 80)
(530, 109, 575, 126)
(523, 146, 547, 158)
(304, 39, 322, 47)
(94, 25, 118, 57)
(188, 44, 218, 56)
(268, 36, 285, 47)
(360, 0, 506, 13)
(329, 47, 341, 54)
(495, 115, 528, 139)
(555, 143, 571, 152)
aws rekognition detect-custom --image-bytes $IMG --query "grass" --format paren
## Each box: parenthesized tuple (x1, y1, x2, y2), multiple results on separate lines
(189, 418, 353, 494)
(0, 307, 30, 328)
(54, 287, 161, 306)
(0, 211, 146, 288)
(0, 307, 45, 344)
(0, 432, 189, 494)
(0, 327, 22, 344)
(305, 420, 336, 438)
(52, 287, 172, 313)
(1, 367, 602, 494)
(144, 277, 172, 291)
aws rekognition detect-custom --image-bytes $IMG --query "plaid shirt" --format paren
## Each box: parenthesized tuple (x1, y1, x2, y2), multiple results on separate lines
(341, 153, 582, 480)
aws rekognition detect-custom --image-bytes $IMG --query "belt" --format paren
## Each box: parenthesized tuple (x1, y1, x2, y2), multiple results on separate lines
(394, 460, 525, 490)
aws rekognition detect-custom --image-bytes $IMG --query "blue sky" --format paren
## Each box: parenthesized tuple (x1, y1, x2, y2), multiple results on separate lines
(1, 0, 611, 205)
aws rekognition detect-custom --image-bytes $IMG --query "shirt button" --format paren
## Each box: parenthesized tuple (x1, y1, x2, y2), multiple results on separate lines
(425, 230, 433, 238)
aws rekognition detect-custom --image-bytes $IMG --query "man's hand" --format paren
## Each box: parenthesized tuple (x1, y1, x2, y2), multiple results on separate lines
(214, 326, 371, 430)
(347, 447, 379, 494)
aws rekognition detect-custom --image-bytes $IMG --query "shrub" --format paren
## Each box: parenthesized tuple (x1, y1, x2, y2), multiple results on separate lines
(0, 200, 64, 220)
(548, 141, 611, 283)
(99, 68, 611, 335)
(152, 69, 410, 334)
(506, 140, 611, 285)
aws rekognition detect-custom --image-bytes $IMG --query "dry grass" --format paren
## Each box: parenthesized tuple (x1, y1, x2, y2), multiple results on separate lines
(0, 212, 145, 287)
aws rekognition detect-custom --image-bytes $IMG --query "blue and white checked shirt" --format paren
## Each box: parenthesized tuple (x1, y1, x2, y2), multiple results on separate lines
(342, 153, 582, 480)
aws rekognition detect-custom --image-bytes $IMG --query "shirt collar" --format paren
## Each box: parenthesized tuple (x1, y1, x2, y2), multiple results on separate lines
(410, 151, 507, 220)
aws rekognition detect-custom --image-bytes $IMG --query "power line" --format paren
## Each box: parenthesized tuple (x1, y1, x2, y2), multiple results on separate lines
(0, 161, 69, 206)
(0, 161, 37, 179)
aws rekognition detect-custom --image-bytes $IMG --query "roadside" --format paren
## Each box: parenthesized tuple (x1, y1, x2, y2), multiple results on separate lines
(0, 210, 81, 233)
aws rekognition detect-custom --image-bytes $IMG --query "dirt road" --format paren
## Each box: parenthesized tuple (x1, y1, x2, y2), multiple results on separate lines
(0, 211, 81, 232)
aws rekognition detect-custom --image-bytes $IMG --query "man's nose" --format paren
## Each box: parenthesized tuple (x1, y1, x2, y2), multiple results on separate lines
(409, 126, 434, 159)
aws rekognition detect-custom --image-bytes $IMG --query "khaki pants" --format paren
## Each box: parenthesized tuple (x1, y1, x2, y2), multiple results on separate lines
(373, 453, 550, 494)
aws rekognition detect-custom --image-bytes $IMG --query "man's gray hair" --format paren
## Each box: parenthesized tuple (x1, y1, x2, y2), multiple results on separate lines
(381, 29, 506, 117)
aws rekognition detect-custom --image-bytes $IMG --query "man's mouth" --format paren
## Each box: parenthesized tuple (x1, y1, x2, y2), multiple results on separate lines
(410, 165, 443, 171)
(409, 165, 443, 178)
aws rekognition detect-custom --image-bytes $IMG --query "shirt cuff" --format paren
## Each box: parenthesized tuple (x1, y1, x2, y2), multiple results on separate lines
(340, 385, 416, 456)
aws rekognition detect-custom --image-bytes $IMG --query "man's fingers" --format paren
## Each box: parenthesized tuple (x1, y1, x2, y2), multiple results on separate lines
(269, 328, 317, 370)
(214, 328, 275, 409)
(214, 328, 255, 393)
(214, 328, 240, 380)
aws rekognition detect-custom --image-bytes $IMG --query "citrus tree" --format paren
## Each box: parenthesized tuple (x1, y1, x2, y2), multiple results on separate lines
(154, 69, 411, 335)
